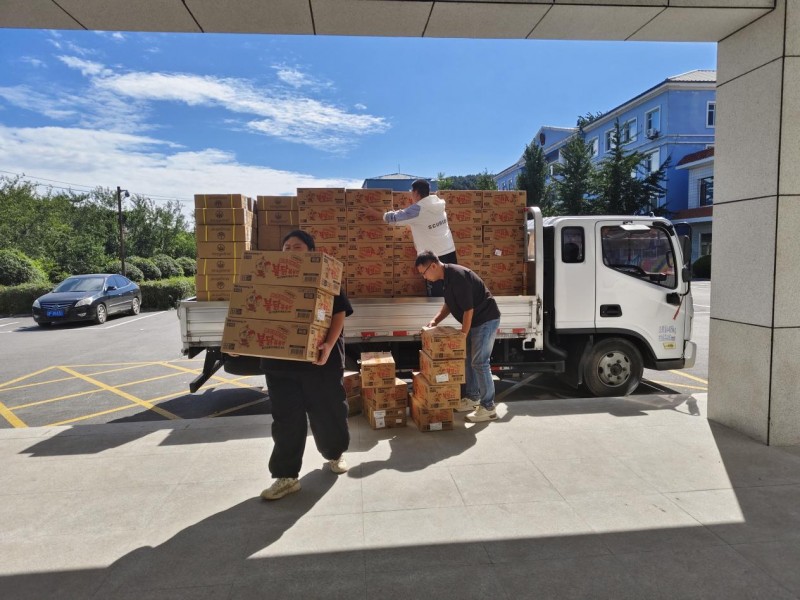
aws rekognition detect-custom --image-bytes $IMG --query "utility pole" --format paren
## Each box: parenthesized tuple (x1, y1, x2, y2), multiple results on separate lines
(116, 186, 129, 276)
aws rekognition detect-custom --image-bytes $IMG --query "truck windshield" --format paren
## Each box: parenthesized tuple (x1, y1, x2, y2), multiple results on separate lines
(600, 225, 677, 289)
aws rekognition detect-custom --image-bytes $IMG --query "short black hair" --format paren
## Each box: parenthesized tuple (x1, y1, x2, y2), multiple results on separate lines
(414, 250, 439, 268)
(411, 179, 430, 198)
(281, 229, 316, 251)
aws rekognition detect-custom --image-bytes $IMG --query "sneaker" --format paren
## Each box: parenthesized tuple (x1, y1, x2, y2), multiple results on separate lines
(260, 477, 300, 501)
(465, 405, 498, 423)
(328, 455, 348, 474)
(455, 397, 480, 412)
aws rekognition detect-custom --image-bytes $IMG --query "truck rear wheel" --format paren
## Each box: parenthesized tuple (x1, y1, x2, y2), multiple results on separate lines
(582, 338, 643, 397)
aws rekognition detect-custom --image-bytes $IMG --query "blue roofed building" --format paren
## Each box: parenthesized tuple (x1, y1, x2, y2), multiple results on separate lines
(362, 173, 438, 192)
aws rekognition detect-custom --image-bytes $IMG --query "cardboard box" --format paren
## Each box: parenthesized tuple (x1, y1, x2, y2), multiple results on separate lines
(345, 278, 394, 298)
(446, 206, 482, 225)
(484, 241, 525, 259)
(196, 224, 253, 243)
(257, 224, 294, 251)
(347, 243, 394, 262)
(454, 242, 483, 260)
(297, 188, 346, 206)
(346, 260, 393, 279)
(482, 225, 524, 244)
(300, 224, 348, 244)
(196, 241, 252, 260)
(362, 378, 409, 410)
(195, 274, 239, 292)
(257, 196, 297, 211)
(439, 190, 483, 208)
(228, 284, 334, 326)
(346, 394, 362, 416)
(315, 243, 348, 261)
(392, 191, 415, 209)
(393, 225, 414, 243)
(412, 373, 461, 409)
(195, 290, 231, 302)
(195, 208, 252, 225)
(484, 276, 524, 295)
(421, 326, 467, 359)
(393, 260, 417, 279)
(481, 257, 524, 278)
(221, 317, 328, 362)
(197, 258, 240, 275)
(450, 223, 483, 243)
(482, 205, 522, 224)
(343, 371, 362, 396)
(238, 251, 343, 295)
(365, 406, 407, 429)
(482, 190, 526, 208)
(393, 243, 419, 262)
(360, 352, 396, 388)
(393, 277, 427, 297)
(299, 204, 347, 224)
(194, 194, 250, 210)
(419, 350, 466, 385)
(345, 188, 393, 209)
(410, 393, 454, 432)
(347, 223, 395, 244)
(257, 210, 298, 227)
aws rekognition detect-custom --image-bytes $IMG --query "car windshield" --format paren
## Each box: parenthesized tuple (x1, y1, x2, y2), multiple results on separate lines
(54, 277, 106, 293)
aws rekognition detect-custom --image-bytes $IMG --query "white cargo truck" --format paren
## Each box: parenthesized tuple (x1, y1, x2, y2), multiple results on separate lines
(177, 208, 696, 397)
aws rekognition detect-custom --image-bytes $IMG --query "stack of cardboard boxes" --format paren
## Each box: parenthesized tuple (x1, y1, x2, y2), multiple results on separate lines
(343, 371, 363, 416)
(194, 194, 256, 301)
(360, 352, 407, 430)
(410, 326, 466, 432)
(256, 196, 299, 251)
(220, 250, 344, 362)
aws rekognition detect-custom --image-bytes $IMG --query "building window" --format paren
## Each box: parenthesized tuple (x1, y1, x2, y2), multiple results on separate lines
(620, 118, 637, 144)
(700, 232, 712, 256)
(643, 149, 660, 173)
(645, 108, 660, 135)
(510, 176, 515, 189)
(699, 176, 714, 206)
(605, 129, 616, 152)
(707, 101, 716, 127)
(588, 137, 599, 157)
(501, 181, 507, 190)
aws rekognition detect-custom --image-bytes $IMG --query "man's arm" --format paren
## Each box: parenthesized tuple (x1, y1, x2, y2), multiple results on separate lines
(427, 304, 451, 328)
(460, 308, 474, 335)
(314, 310, 345, 365)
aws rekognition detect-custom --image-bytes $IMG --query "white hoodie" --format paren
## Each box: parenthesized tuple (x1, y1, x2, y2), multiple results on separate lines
(382, 194, 456, 257)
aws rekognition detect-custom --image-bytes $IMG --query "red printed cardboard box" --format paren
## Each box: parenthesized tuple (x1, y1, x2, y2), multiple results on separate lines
(393, 278, 427, 297)
(482, 190, 526, 208)
(237, 251, 342, 295)
(347, 223, 395, 244)
(455, 242, 483, 261)
(365, 406, 406, 430)
(446, 206, 482, 225)
(195, 208, 252, 226)
(484, 241, 525, 259)
(482, 205, 522, 225)
(412, 372, 461, 409)
(221, 317, 328, 362)
(345, 188, 393, 210)
(194, 194, 251, 210)
(421, 326, 466, 359)
(228, 285, 333, 327)
(299, 204, 347, 224)
(419, 350, 465, 385)
(450, 223, 483, 243)
(392, 191, 415, 210)
(484, 276, 524, 296)
(345, 278, 393, 298)
(343, 371, 362, 396)
(393, 225, 414, 243)
(410, 394, 454, 432)
(257, 196, 297, 211)
(296, 188, 346, 206)
(360, 352, 396, 388)
(346, 260, 394, 280)
(362, 378, 409, 410)
(315, 243, 348, 261)
(482, 225, 524, 244)
(482, 257, 524, 278)
(393, 243, 418, 262)
(347, 243, 393, 262)
(300, 224, 348, 244)
(439, 190, 483, 208)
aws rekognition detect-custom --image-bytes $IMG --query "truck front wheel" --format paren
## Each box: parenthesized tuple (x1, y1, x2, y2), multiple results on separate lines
(582, 338, 643, 397)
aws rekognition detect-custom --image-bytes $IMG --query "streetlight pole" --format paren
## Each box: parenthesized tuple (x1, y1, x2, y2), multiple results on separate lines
(116, 186, 129, 276)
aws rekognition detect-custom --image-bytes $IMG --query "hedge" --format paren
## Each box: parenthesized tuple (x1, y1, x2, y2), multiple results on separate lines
(0, 282, 54, 316)
(0, 249, 49, 286)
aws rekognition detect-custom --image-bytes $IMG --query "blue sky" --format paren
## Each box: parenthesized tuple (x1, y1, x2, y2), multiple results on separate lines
(0, 28, 715, 213)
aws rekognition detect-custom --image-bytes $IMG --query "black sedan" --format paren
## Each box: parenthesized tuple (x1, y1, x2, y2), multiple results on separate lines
(32, 274, 142, 327)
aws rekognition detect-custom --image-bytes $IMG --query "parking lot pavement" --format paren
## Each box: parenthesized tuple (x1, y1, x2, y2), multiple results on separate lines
(0, 285, 710, 428)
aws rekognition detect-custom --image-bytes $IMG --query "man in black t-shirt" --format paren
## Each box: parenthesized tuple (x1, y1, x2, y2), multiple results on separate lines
(415, 251, 501, 422)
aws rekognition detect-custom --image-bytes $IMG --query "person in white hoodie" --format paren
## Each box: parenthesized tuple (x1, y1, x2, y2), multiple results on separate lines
(362, 179, 457, 296)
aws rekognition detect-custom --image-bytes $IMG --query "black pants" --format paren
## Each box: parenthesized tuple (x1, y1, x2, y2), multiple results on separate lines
(427, 250, 458, 297)
(265, 369, 350, 479)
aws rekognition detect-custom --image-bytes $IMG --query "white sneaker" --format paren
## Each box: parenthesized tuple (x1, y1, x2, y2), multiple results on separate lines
(328, 455, 348, 474)
(465, 405, 498, 423)
(260, 477, 300, 500)
(455, 397, 480, 412)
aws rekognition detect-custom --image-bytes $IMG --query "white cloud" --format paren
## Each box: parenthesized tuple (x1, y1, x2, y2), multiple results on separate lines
(58, 55, 113, 77)
(273, 66, 313, 88)
(0, 125, 362, 218)
(19, 56, 46, 68)
(354, 103, 367, 110)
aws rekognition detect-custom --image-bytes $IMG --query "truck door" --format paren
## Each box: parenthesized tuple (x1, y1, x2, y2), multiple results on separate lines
(594, 221, 686, 362)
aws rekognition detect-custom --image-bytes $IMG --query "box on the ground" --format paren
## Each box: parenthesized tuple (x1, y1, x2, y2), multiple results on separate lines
(195, 208, 252, 225)
(297, 188, 346, 206)
(194, 194, 251, 210)
(237, 251, 343, 296)
(360, 352, 396, 388)
(257, 195, 297, 211)
(196, 241, 252, 260)
(412, 372, 461, 409)
(362, 378, 409, 410)
(421, 325, 466, 359)
(419, 350, 466, 385)
(346, 394, 362, 416)
(343, 371, 362, 396)
(365, 406, 406, 429)
(228, 284, 334, 327)
(410, 394, 454, 432)
(221, 317, 328, 362)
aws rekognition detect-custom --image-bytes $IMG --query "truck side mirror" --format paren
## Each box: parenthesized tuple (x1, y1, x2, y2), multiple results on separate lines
(681, 235, 692, 267)
(682, 266, 692, 283)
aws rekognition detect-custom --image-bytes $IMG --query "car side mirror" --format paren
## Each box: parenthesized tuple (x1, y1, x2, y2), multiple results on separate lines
(106, 285, 117, 291)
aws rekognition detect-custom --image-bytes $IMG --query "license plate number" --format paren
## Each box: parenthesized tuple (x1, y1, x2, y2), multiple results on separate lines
(46, 309, 65, 318)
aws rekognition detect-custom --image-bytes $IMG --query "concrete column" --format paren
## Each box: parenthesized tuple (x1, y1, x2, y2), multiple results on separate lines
(710, 0, 800, 444)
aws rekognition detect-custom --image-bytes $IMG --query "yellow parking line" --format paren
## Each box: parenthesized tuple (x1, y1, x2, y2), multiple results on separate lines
(208, 397, 268, 418)
(0, 367, 55, 390)
(668, 370, 709, 385)
(0, 375, 76, 394)
(647, 380, 708, 391)
(158, 362, 261, 390)
(115, 371, 191, 389)
(47, 404, 137, 427)
(85, 364, 160, 377)
(58, 366, 180, 420)
(0, 401, 26, 428)
(14, 389, 99, 410)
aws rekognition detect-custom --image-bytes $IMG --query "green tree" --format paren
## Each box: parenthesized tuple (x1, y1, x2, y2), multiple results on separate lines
(436, 172, 454, 191)
(592, 120, 670, 215)
(552, 134, 594, 215)
(515, 141, 548, 208)
(474, 169, 497, 191)
(576, 111, 604, 131)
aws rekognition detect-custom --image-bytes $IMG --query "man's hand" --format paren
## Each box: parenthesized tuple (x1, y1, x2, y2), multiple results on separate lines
(427, 320, 437, 328)
(361, 206, 384, 221)
(313, 341, 334, 366)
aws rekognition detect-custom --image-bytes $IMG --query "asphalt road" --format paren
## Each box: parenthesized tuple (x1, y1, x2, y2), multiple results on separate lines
(0, 281, 710, 429)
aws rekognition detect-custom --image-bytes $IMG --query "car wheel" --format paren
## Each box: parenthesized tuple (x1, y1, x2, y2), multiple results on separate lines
(95, 303, 108, 325)
(582, 337, 643, 397)
(130, 297, 141, 315)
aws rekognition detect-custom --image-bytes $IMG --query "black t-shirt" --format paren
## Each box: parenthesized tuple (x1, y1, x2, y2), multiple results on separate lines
(442, 264, 501, 327)
(260, 291, 353, 372)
